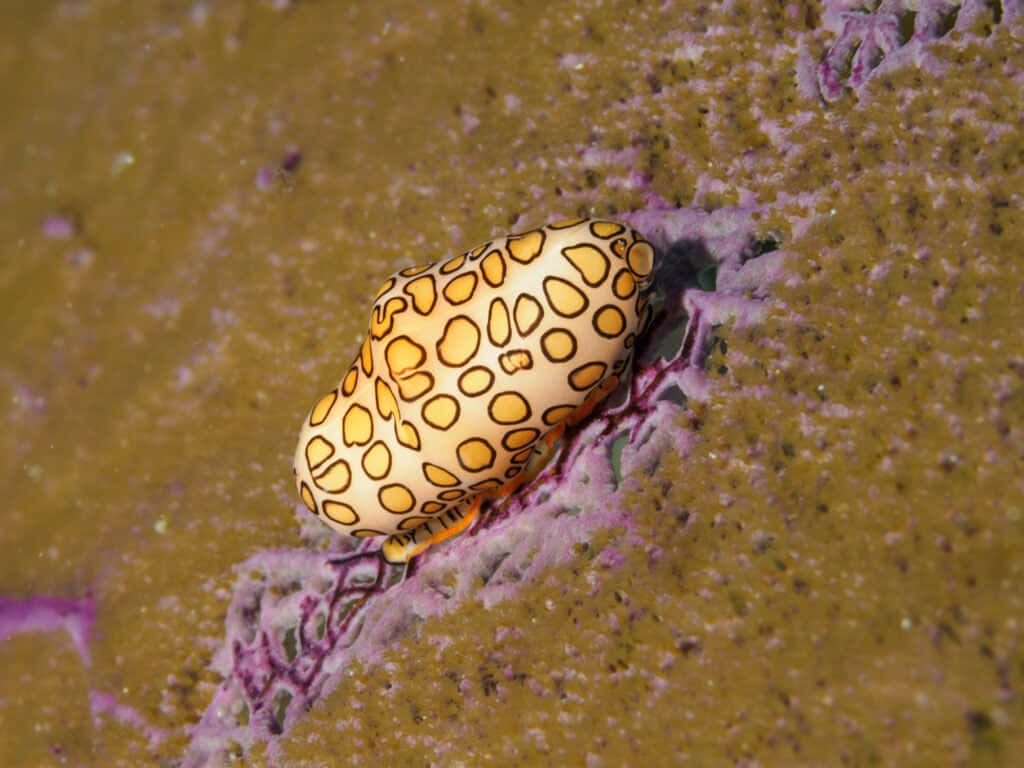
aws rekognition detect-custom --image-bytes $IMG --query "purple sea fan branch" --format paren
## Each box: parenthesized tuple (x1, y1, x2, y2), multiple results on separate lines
(816, 0, 1021, 102)
(184, 546, 397, 764)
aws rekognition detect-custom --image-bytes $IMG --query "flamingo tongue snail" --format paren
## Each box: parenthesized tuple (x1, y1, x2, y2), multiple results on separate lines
(294, 218, 655, 564)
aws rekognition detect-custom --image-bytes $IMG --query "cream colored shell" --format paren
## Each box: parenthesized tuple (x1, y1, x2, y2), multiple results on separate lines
(294, 218, 654, 543)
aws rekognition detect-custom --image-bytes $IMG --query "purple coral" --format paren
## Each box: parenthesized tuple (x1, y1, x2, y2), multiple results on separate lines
(817, 0, 1022, 101)
(182, 202, 788, 765)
